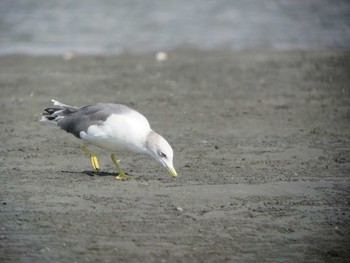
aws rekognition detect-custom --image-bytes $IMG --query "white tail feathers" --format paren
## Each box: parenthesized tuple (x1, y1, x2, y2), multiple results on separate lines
(40, 115, 56, 123)
(51, 99, 73, 109)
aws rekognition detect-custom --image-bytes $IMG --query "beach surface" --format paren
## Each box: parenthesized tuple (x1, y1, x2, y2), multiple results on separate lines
(0, 50, 349, 262)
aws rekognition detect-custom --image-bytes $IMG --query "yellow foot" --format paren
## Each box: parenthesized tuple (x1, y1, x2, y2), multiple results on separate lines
(90, 155, 100, 170)
(111, 153, 132, 180)
(81, 145, 100, 170)
(115, 173, 132, 180)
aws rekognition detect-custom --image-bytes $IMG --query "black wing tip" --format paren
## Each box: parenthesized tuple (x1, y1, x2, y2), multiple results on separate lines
(44, 107, 61, 114)
(46, 116, 56, 121)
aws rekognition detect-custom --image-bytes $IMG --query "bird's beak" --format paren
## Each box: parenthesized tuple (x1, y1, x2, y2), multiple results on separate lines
(166, 166, 177, 178)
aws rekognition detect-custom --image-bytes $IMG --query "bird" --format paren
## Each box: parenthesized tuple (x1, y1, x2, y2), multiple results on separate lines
(41, 99, 177, 179)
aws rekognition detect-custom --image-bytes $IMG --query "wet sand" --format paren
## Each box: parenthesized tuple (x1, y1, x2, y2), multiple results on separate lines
(1, 50, 349, 262)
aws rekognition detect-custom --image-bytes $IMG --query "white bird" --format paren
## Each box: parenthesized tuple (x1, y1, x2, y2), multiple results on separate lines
(41, 99, 177, 179)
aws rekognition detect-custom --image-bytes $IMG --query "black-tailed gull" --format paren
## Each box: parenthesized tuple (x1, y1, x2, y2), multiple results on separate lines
(41, 99, 177, 179)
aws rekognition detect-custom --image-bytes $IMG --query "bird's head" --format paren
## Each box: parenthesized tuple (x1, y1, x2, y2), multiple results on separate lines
(145, 131, 177, 177)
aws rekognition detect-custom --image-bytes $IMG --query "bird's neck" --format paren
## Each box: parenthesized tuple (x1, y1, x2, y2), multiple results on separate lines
(144, 130, 159, 155)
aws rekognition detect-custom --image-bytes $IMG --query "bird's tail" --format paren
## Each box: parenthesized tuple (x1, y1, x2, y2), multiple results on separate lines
(40, 99, 78, 124)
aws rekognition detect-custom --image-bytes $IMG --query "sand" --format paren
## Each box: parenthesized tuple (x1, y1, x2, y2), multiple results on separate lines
(1, 49, 349, 262)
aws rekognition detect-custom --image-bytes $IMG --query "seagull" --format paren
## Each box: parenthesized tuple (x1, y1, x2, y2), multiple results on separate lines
(41, 99, 177, 179)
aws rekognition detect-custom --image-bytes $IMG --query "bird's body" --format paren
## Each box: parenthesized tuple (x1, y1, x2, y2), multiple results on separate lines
(80, 112, 149, 153)
(41, 99, 177, 178)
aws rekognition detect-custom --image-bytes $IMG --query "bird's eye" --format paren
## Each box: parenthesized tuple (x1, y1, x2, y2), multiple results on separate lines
(159, 151, 167, 158)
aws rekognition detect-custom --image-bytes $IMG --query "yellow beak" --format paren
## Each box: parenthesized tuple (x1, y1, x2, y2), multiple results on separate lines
(167, 166, 177, 178)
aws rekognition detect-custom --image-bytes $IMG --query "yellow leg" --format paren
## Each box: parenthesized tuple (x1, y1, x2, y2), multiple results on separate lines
(111, 154, 131, 180)
(81, 145, 100, 170)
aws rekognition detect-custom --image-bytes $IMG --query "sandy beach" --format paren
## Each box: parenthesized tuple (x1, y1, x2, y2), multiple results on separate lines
(0, 49, 349, 262)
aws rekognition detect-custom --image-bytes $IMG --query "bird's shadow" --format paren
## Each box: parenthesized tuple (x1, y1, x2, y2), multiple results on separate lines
(61, 170, 121, 177)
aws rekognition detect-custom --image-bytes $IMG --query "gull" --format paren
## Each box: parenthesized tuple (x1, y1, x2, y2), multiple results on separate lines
(41, 99, 177, 179)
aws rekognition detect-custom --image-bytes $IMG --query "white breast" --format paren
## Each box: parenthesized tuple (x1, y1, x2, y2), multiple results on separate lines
(80, 111, 151, 153)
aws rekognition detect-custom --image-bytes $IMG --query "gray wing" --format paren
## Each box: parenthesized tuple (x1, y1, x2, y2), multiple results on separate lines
(57, 103, 133, 138)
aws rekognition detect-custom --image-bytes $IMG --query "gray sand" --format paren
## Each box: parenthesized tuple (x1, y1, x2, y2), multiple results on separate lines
(0, 50, 349, 262)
